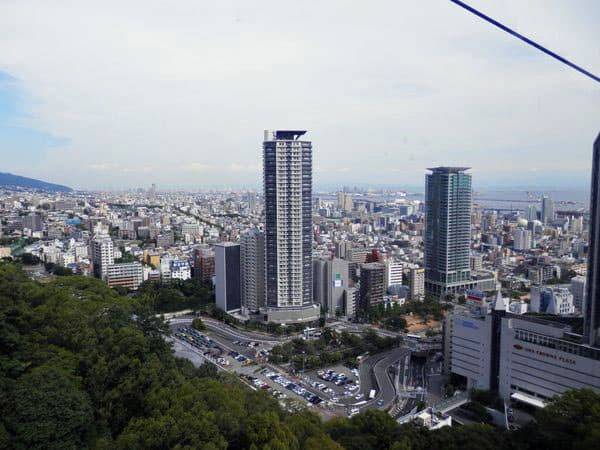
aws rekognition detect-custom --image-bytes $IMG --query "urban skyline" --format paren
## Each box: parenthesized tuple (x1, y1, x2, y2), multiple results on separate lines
(1, 1, 599, 190)
(2, 2, 600, 447)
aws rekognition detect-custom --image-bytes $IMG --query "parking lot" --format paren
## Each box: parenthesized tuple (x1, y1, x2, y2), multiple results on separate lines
(174, 327, 327, 410)
(303, 364, 381, 409)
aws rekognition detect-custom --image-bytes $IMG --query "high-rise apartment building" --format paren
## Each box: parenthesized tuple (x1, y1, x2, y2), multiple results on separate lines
(359, 262, 385, 313)
(215, 242, 241, 313)
(512, 228, 532, 251)
(337, 192, 353, 213)
(424, 167, 472, 298)
(335, 240, 352, 259)
(585, 133, 600, 346)
(526, 205, 538, 222)
(91, 236, 114, 281)
(541, 196, 555, 225)
(240, 229, 265, 315)
(262, 130, 318, 323)
(410, 267, 425, 300)
(385, 261, 403, 288)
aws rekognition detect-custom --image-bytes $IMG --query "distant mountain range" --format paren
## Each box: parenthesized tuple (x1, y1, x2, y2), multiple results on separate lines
(0, 172, 72, 192)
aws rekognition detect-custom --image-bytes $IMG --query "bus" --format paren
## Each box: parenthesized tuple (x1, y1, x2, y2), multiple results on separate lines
(405, 333, 423, 342)
(369, 389, 376, 400)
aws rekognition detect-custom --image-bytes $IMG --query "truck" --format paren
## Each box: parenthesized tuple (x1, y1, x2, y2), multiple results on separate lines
(369, 389, 376, 400)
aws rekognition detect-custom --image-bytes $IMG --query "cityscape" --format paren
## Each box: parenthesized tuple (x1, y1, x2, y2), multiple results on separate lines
(1, 1, 600, 449)
(2, 129, 600, 447)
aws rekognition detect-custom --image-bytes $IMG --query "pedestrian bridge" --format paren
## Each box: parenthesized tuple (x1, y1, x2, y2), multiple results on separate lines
(431, 391, 470, 413)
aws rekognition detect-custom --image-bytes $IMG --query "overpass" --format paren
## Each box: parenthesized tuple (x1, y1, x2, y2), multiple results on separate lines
(430, 391, 470, 414)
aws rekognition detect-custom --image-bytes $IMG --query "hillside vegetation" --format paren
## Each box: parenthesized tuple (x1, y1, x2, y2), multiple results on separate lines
(0, 262, 598, 450)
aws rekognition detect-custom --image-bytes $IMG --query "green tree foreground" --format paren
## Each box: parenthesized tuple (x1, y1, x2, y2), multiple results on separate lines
(0, 262, 599, 449)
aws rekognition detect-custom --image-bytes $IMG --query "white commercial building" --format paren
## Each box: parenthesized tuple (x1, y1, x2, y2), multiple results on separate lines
(499, 316, 600, 406)
(445, 294, 600, 407)
(170, 260, 191, 281)
(385, 261, 403, 288)
(530, 286, 575, 316)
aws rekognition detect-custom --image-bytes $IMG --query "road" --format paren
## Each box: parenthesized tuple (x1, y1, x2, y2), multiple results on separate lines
(359, 347, 411, 410)
(168, 317, 428, 417)
(169, 316, 298, 344)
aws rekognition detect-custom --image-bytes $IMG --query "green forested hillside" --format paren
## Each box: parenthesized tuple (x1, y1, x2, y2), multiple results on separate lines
(0, 262, 599, 450)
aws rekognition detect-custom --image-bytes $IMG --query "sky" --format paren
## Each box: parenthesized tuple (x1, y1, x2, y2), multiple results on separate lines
(0, 0, 599, 191)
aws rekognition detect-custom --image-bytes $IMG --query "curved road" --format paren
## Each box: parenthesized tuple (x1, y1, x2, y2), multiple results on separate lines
(169, 316, 296, 344)
(359, 347, 411, 410)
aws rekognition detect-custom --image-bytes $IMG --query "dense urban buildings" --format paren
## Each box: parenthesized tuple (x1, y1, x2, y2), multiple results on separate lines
(262, 130, 318, 323)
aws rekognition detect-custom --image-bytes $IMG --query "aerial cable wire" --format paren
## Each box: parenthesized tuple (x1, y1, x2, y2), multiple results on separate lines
(450, 0, 600, 84)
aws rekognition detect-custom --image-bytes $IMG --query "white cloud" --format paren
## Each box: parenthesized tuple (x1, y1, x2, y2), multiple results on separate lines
(227, 163, 261, 173)
(0, 0, 598, 189)
(181, 163, 213, 173)
(88, 164, 113, 171)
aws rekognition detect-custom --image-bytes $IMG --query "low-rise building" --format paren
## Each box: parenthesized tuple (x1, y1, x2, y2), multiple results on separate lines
(106, 262, 143, 290)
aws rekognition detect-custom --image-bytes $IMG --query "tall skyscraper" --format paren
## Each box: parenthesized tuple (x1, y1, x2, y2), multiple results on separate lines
(541, 195, 555, 225)
(215, 242, 241, 313)
(526, 204, 538, 222)
(240, 229, 265, 315)
(262, 130, 318, 323)
(585, 133, 600, 346)
(424, 167, 472, 298)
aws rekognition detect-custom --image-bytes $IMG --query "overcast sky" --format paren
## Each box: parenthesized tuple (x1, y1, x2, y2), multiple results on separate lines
(1, 0, 599, 191)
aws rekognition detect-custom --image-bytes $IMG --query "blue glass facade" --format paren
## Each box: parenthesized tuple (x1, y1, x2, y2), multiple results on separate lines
(425, 167, 472, 298)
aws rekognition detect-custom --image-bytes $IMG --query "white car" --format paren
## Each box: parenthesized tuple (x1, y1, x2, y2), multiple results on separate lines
(355, 394, 364, 400)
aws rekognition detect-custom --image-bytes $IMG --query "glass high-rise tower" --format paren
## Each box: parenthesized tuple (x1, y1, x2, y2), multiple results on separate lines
(424, 167, 472, 298)
(262, 130, 318, 323)
(585, 132, 600, 346)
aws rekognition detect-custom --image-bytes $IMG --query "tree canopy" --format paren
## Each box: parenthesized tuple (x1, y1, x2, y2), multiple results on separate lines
(0, 261, 598, 449)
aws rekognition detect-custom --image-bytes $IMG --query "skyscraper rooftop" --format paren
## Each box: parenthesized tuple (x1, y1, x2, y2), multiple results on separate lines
(426, 166, 471, 173)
